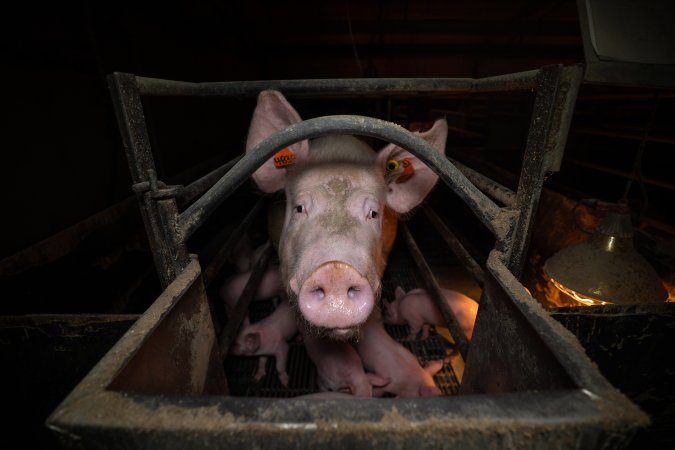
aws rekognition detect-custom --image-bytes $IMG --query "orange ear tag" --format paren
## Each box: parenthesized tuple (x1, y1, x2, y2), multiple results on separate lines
(273, 147, 296, 168)
(395, 158, 415, 183)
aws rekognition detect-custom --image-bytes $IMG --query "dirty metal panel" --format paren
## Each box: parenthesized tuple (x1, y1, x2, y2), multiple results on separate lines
(108, 256, 226, 396)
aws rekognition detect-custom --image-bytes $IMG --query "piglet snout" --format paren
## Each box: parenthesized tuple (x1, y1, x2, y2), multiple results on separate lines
(298, 261, 373, 330)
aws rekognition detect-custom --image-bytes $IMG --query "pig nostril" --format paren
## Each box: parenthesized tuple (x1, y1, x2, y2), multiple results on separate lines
(347, 287, 359, 299)
(312, 287, 325, 300)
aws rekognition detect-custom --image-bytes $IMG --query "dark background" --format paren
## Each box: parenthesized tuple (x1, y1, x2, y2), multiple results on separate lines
(1, 1, 673, 448)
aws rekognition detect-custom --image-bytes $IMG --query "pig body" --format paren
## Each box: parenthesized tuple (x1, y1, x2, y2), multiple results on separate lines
(303, 335, 384, 397)
(354, 309, 443, 398)
(383, 286, 478, 341)
(229, 300, 297, 386)
(246, 90, 448, 340)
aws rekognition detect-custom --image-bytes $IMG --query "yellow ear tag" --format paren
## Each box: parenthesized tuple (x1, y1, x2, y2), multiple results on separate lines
(395, 158, 415, 183)
(386, 159, 399, 173)
(273, 147, 295, 168)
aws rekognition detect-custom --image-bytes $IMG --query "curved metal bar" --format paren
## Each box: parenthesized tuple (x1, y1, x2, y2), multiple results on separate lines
(177, 115, 503, 241)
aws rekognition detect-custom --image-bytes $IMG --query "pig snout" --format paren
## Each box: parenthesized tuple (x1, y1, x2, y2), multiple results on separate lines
(298, 261, 374, 331)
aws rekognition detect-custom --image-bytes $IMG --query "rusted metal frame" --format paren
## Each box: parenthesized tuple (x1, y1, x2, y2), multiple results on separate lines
(218, 241, 274, 362)
(202, 197, 268, 287)
(421, 205, 486, 287)
(504, 65, 583, 278)
(132, 70, 539, 97)
(449, 157, 515, 207)
(116, 70, 541, 287)
(108, 73, 187, 288)
(400, 223, 470, 360)
(177, 115, 504, 244)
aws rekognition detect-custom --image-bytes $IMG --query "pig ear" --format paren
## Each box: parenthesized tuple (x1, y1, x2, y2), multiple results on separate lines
(394, 286, 406, 300)
(244, 332, 261, 352)
(376, 119, 448, 213)
(246, 90, 310, 193)
(366, 373, 391, 388)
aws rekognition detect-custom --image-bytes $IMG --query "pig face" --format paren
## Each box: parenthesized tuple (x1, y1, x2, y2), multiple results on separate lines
(246, 90, 447, 340)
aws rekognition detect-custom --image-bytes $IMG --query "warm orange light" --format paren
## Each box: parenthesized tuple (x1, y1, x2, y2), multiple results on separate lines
(549, 276, 612, 306)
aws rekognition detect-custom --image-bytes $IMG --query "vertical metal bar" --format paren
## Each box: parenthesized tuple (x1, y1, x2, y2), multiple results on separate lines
(422, 205, 486, 287)
(505, 65, 583, 278)
(154, 197, 190, 282)
(108, 73, 178, 288)
(400, 223, 470, 360)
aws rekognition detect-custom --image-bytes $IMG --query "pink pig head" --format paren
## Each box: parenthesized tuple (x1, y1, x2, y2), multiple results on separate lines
(246, 90, 448, 340)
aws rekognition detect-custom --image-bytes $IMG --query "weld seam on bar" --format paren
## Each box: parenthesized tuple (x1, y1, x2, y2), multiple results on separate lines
(400, 223, 470, 360)
(133, 69, 539, 97)
(178, 115, 501, 241)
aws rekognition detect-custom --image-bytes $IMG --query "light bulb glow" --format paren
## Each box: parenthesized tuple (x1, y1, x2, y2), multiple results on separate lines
(549, 276, 613, 306)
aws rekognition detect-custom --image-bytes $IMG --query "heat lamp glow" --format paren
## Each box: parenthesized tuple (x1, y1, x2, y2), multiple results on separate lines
(548, 276, 611, 306)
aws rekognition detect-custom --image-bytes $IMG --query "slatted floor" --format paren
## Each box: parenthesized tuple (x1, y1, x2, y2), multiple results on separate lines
(224, 239, 462, 397)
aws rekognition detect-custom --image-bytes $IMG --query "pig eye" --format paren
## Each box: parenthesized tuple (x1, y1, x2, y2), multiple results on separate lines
(294, 204, 305, 214)
(368, 210, 379, 219)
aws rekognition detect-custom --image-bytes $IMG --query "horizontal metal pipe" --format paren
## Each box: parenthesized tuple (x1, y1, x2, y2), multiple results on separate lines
(133, 68, 540, 97)
(450, 158, 516, 206)
(177, 115, 502, 241)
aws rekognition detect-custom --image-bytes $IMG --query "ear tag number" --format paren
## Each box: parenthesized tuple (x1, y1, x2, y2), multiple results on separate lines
(273, 147, 296, 168)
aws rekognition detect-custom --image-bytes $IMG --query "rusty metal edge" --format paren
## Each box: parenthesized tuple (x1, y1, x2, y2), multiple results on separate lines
(484, 250, 649, 427)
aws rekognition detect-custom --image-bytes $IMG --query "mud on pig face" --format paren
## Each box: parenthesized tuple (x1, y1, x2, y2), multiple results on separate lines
(246, 90, 447, 340)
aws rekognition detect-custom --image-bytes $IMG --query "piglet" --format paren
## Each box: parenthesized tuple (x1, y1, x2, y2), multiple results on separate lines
(229, 300, 298, 386)
(355, 309, 443, 398)
(303, 334, 387, 397)
(383, 286, 478, 341)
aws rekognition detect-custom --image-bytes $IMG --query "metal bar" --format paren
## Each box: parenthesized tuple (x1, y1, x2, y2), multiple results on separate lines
(175, 155, 243, 207)
(450, 158, 515, 206)
(177, 115, 503, 242)
(218, 241, 274, 360)
(108, 73, 177, 288)
(154, 197, 190, 281)
(422, 205, 486, 287)
(132, 69, 539, 97)
(202, 197, 268, 287)
(399, 223, 470, 360)
(505, 65, 583, 278)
